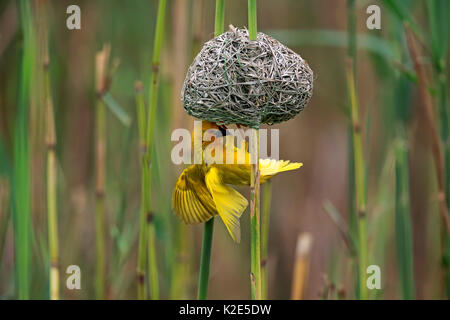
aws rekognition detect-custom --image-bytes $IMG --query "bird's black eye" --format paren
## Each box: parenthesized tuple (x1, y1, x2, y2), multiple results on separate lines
(218, 126, 227, 137)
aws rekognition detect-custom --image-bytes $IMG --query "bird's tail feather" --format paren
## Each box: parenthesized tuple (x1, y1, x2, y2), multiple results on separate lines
(205, 167, 248, 243)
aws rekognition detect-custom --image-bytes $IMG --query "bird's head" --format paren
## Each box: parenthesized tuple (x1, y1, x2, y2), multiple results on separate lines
(192, 120, 227, 150)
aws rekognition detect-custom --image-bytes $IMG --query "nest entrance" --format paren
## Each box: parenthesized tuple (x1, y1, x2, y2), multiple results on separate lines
(182, 26, 313, 128)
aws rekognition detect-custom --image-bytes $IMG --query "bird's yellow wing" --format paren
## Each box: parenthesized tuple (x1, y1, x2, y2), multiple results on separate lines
(205, 167, 248, 243)
(172, 165, 217, 224)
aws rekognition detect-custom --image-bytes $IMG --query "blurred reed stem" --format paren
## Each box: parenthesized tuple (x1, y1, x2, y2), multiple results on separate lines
(42, 12, 59, 299)
(135, 82, 146, 153)
(197, 0, 225, 301)
(394, 136, 415, 299)
(198, 218, 214, 300)
(405, 26, 450, 234)
(346, 0, 363, 299)
(0, 180, 10, 265)
(261, 181, 271, 299)
(135, 80, 147, 299)
(137, 0, 167, 300)
(248, 0, 262, 300)
(291, 233, 312, 300)
(346, 59, 368, 300)
(427, 0, 450, 297)
(14, 0, 34, 300)
(250, 129, 261, 300)
(405, 24, 450, 299)
(95, 45, 111, 299)
(95, 99, 106, 300)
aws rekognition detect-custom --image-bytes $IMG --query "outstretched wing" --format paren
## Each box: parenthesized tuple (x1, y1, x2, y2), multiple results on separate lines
(172, 165, 217, 224)
(205, 167, 248, 243)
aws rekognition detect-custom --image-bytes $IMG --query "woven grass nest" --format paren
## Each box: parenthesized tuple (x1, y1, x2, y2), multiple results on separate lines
(181, 26, 314, 128)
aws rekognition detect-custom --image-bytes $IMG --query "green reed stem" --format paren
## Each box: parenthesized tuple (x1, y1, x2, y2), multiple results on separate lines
(248, 0, 262, 300)
(405, 24, 450, 299)
(261, 181, 272, 299)
(394, 137, 415, 299)
(137, 162, 147, 299)
(137, 0, 167, 300)
(347, 0, 356, 78)
(427, 0, 450, 297)
(248, 0, 258, 40)
(135, 82, 147, 298)
(35, 0, 60, 300)
(147, 220, 159, 300)
(347, 0, 365, 300)
(135, 82, 147, 299)
(198, 218, 214, 300)
(44, 52, 59, 301)
(346, 60, 368, 300)
(135, 82, 146, 151)
(95, 97, 106, 300)
(215, 0, 225, 38)
(14, 0, 34, 300)
(0, 180, 10, 265)
(250, 129, 261, 300)
(197, 0, 225, 301)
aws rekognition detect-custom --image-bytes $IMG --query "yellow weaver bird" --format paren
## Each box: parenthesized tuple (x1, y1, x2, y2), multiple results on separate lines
(172, 121, 302, 243)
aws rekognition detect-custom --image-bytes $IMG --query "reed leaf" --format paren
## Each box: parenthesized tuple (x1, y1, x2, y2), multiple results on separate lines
(102, 93, 131, 127)
(394, 138, 415, 299)
(13, 0, 35, 300)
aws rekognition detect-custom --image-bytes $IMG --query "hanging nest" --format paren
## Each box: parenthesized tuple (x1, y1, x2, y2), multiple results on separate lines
(181, 26, 314, 128)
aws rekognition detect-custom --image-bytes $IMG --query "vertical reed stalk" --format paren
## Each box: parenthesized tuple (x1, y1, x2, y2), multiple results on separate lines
(214, 0, 225, 38)
(147, 217, 159, 300)
(405, 26, 450, 233)
(346, 0, 360, 299)
(136, 79, 147, 299)
(0, 180, 10, 265)
(197, 218, 214, 300)
(197, 0, 225, 300)
(135, 80, 149, 300)
(136, 162, 147, 299)
(261, 181, 271, 299)
(95, 45, 110, 300)
(394, 137, 415, 299)
(95, 100, 106, 300)
(250, 129, 261, 300)
(405, 25, 450, 299)
(43, 32, 59, 301)
(427, 0, 450, 297)
(137, 0, 167, 300)
(14, 0, 34, 300)
(38, 0, 60, 299)
(248, 0, 261, 300)
(135, 82, 146, 153)
(291, 233, 313, 300)
(346, 59, 368, 300)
